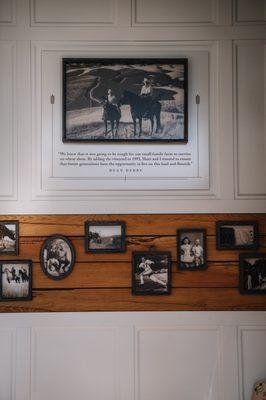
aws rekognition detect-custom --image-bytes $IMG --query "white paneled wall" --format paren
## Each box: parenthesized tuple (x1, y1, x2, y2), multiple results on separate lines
(0, 312, 265, 400)
(0, 0, 265, 213)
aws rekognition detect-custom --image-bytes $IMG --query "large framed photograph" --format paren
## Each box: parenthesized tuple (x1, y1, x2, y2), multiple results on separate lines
(63, 58, 188, 143)
(40, 235, 76, 280)
(216, 221, 259, 250)
(0, 221, 19, 255)
(177, 229, 207, 270)
(239, 253, 266, 294)
(85, 221, 126, 253)
(132, 251, 171, 295)
(0, 260, 32, 301)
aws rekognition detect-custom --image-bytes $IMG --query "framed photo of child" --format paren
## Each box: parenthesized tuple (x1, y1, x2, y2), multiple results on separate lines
(177, 229, 207, 270)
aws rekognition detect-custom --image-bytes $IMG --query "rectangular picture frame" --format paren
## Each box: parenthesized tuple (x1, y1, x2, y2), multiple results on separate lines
(63, 58, 188, 143)
(239, 253, 266, 295)
(85, 221, 126, 253)
(132, 251, 171, 295)
(0, 260, 32, 301)
(216, 221, 259, 250)
(0, 220, 19, 255)
(177, 228, 207, 270)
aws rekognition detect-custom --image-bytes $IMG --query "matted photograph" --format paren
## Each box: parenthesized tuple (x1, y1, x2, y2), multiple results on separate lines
(0, 221, 19, 255)
(85, 221, 126, 253)
(40, 235, 76, 280)
(216, 221, 259, 250)
(239, 253, 266, 294)
(63, 58, 188, 142)
(132, 252, 171, 295)
(0, 260, 32, 301)
(177, 229, 207, 270)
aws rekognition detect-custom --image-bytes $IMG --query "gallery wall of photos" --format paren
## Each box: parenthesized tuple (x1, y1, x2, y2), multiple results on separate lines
(0, 214, 265, 312)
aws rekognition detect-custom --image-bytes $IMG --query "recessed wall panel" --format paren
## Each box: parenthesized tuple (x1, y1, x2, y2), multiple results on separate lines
(235, 0, 266, 23)
(31, 327, 118, 400)
(235, 41, 266, 197)
(134, 0, 215, 25)
(31, 0, 115, 25)
(0, 330, 13, 399)
(0, 0, 14, 23)
(239, 328, 266, 400)
(0, 41, 16, 199)
(136, 327, 220, 400)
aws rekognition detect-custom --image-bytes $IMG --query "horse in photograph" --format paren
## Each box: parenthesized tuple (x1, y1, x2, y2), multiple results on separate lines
(0, 224, 15, 250)
(2, 267, 20, 284)
(102, 99, 121, 137)
(119, 90, 161, 136)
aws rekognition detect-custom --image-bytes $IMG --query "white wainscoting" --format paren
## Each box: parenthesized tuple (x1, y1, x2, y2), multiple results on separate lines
(0, 0, 15, 25)
(234, 0, 266, 24)
(0, 312, 266, 400)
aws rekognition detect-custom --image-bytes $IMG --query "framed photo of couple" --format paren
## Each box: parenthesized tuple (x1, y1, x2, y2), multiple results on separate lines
(62, 58, 188, 143)
(177, 229, 207, 270)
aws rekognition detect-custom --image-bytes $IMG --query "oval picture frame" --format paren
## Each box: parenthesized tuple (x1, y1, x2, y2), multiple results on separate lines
(40, 235, 76, 280)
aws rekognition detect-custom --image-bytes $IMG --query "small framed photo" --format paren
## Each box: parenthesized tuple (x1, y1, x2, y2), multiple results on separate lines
(0, 260, 32, 301)
(85, 221, 126, 253)
(40, 235, 76, 280)
(216, 221, 259, 250)
(0, 221, 19, 255)
(132, 252, 171, 295)
(239, 253, 266, 294)
(177, 229, 207, 270)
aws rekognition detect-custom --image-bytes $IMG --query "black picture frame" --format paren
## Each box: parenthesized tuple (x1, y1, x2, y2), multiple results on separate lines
(239, 253, 266, 295)
(0, 220, 19, 255)
(40, 235, 76, 280)
(132, 251, 171, 295)
(0, 260, 32, 301)
(177, 229, 207, 270)
(85, 221, 126, 253)
(63, 58, 188, 143)
(216, 221, 259, 250)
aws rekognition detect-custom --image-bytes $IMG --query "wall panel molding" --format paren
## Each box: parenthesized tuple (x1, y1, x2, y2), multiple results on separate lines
(0, 0, 16, 25)
(234, 40, 266, 199)
(30, 0, 117, 26)
(234, 0, 266, 25)
(132, 0, 232, 26)
(0, 41, 18, 201)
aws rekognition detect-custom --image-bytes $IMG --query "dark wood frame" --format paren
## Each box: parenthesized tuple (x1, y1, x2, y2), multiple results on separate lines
(0, 260, 32, 301)
(132, 251, 172, 295)
(85, 221, 126, 253)
(177, 228, 207, 270)
(216, 221, 259, 250)
(239, 253, 266, 295)
(62, 57, 188, 143)
(40, 235, 76, 280)
(0, 220, 19, 255)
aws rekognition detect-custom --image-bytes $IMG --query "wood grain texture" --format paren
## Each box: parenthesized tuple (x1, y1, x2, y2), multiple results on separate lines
(0, 214, 266, 312)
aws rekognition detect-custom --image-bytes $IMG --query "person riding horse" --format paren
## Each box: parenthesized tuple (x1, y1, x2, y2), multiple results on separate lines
(140, 78, 153, 118)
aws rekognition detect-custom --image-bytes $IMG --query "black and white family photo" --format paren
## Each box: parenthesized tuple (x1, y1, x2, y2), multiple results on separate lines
(85, 221, 125, 253)
(216, 221, 258, 250)
(0, 221, 19, 255)
(178, 229, 207, 270)
(239, 254, 266, 294)
(40, 235, 75, 280)
(63, 58, 187, 142)
(0, 261, 32, 300)
(132, 252, 171, 295)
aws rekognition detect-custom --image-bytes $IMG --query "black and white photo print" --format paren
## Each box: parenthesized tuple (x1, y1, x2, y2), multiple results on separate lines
(217, 221, 259, 250)
(40, 235, 76, 280)
(0, 260, 32, 301)
(85, 221, 126, 253)
(0, 221, 19, 255)
(239, 254, 266, 294)
(177, 229, 207, 270)
(63, 58, 188, 142)
(132, 252, 171, 295)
